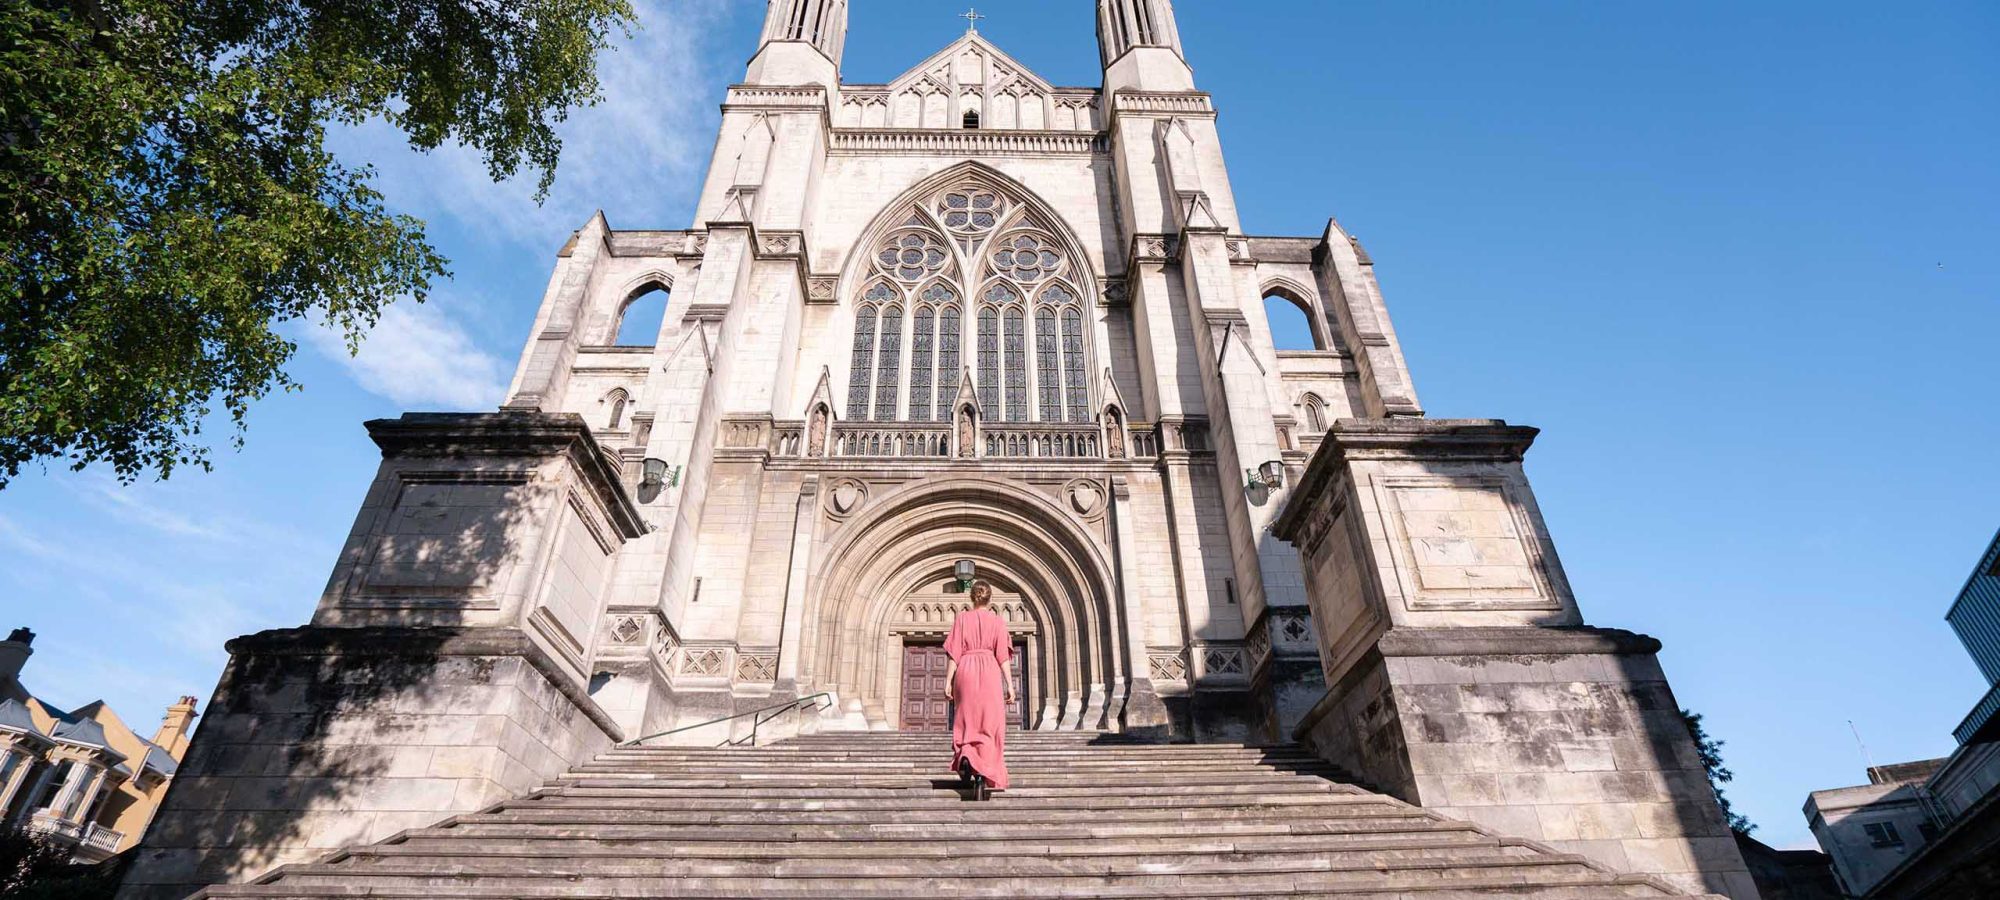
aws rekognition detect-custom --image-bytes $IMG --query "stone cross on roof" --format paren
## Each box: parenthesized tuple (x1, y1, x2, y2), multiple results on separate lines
(959, 7, 984, 33)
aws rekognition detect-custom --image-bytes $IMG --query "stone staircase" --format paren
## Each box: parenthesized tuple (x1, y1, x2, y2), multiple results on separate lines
(201, 731, 1710, 899)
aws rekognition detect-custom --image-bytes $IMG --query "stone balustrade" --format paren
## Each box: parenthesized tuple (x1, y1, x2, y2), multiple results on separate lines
(983, 424, 1101, 459)
(830, 423, 953, 458)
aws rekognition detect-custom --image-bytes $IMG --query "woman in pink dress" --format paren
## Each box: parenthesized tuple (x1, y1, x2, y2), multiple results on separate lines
(943, 581, 1015, 801)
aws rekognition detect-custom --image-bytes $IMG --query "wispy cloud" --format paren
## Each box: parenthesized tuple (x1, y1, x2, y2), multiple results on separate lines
(303, 299, 511, 410)
(70, 475, 235, 543)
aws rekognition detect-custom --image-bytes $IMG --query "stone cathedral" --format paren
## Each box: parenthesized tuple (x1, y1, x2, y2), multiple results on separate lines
(120, 3, 1760, 898)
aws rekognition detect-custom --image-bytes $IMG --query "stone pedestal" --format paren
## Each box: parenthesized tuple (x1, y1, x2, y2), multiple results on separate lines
(1272, 419, 1757, 899)
(119, 413, 646, 899)
(118, 628, 622, 900)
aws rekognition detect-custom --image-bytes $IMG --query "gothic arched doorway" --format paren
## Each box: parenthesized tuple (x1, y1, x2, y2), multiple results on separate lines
(803, 478, 1129, 731)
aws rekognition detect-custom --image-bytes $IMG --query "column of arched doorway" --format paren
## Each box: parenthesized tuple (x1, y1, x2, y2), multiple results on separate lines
(800, 478, 1133, 732)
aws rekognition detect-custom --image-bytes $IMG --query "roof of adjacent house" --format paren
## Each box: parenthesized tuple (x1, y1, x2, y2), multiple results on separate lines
(0, 696, 45, 737)
(138, 742, 179, 777)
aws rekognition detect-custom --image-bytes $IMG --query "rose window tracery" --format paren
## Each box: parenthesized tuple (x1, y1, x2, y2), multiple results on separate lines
(992, 233, 1061, 283)
(846, 180, 1095, 427)
(877, 232, 949, 282)
(939, 190, 1002, 235)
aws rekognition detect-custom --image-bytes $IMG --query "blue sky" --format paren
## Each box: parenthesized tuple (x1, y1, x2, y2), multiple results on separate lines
(2, 0, 1995, 851)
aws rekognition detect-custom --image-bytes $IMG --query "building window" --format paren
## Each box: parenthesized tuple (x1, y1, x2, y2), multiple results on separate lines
(1918, 821, 1941, 843)
(853, 179, 1093, 425)
(1035, 307, 1060, 421)
(614, 285, 671, 346)
(1864, 821, 1904, 848)
(1060, 305, 1088, 422)
(936, 305, 962, 417)
(604, 389, 629, 430)
(1302, 394, 1327, 432)
(1002, 307, 1027, 421)
(962, 110, 980, 129)
(32, 760, 72, 812)
(909, 307, 936, 421)
(977, 307, 999, 416)
(873, 306, 903, 421)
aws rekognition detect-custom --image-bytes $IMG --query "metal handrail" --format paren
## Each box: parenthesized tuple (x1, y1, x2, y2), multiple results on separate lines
(619, 692, 835, 747)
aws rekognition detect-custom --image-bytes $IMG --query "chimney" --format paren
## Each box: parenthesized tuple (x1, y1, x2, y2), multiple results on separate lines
(152, 695, 200, 759)
(0, 627, 32, 687)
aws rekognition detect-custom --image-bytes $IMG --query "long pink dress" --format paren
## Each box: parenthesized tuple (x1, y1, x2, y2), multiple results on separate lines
(944, 606, 1012, 790)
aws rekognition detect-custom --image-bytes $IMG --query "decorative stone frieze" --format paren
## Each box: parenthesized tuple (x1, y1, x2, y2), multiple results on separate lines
(735, 652, 779, 684)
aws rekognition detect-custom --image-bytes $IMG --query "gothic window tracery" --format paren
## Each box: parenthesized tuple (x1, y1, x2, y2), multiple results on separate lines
(848, 179, 1093, 427)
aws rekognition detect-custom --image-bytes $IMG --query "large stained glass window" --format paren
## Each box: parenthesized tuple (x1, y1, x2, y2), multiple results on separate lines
(847, 290, 886, 418)
(1035, 307, 1060, 421)
(938, 305, 962, 416)
(1062, 307, 1088, 422)
(909, 307, 935, 421)
(873, 306, 902, 421)
(852, 181, 1093, 428)
(977, 307, 999, 416)
(1003, 307, 1026, 422)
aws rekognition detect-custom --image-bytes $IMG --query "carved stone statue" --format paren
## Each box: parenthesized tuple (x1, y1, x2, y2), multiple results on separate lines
(957, 405, 976, 458)
(1106, 412, 1126, 459)
(808, 405, 827, 457)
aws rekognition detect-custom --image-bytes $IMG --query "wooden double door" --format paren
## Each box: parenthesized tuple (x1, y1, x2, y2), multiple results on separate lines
(899, 640, 1028, 732)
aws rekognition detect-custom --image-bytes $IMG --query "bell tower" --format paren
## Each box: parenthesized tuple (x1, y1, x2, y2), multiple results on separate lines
(748, 0, 848, 87)
(1096, 0, 1193, 92)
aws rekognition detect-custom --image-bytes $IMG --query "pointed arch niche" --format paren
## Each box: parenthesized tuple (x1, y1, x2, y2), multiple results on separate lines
(841, 165, 1099, 425)
(612, 279, 673, 347)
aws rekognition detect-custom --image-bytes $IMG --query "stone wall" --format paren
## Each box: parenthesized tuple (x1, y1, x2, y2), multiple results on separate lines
(1298, 627, 1755, 899)
(117, 627, 620, 900)
(1272, 418, 1757, 898)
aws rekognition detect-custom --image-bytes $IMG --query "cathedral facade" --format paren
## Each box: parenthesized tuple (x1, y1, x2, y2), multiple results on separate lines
(121, 3, 1759, 898)
(499, 1, 1378, 741)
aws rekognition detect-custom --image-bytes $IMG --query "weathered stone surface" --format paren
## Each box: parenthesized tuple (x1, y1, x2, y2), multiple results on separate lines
(116, 627, 619, 900)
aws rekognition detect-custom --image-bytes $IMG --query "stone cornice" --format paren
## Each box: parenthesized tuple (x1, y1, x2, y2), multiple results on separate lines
(1375, 626, 1663, 658)
(722, 83, 829, 112)
(828, 128, 1107, 156)
(1271, 418, 1539, 542)
(364, 412, 647, 542)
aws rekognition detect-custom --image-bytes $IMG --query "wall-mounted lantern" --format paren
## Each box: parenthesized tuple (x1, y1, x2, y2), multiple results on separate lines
(1244, 460, 1286, 493)
(952, 559, 977, 593)
(639, 458, 681, 503)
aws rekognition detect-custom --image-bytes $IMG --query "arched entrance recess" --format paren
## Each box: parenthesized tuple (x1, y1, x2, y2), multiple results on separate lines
(804, 478, 1131, 731)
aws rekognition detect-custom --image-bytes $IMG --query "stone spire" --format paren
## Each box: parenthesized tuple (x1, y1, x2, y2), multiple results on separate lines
(1096, 0, 1193, 92)
(748, 0, 848, 87)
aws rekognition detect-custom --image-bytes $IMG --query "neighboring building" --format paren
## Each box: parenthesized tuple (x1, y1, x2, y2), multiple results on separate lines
(123, 3, 1752, 898)
(1805, 761, 1946, 894)
(1804, 529, 2000, 898)
(1734, 832, 1842, 900)
(0, 627, 196, 863)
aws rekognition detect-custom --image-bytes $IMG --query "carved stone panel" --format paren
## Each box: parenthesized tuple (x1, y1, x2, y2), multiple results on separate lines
(1374, 475, 1559, 611)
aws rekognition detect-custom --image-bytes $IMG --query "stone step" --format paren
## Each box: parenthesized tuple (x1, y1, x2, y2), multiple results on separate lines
(324, 846, 1565, 878)
(353, 831, 1522, 863)
(199, 734, 1693, 900)
(232, 853, 1639, 894)
(458, 809, 1454, 835)
(397, 826, 1498, 855)
(553, 771, 1345, 788)
(600, 744, 1307, 757)
(516, 789, 1387, 813)
(209, 882, 1667, 899)
(577, 756, 1334, 771)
